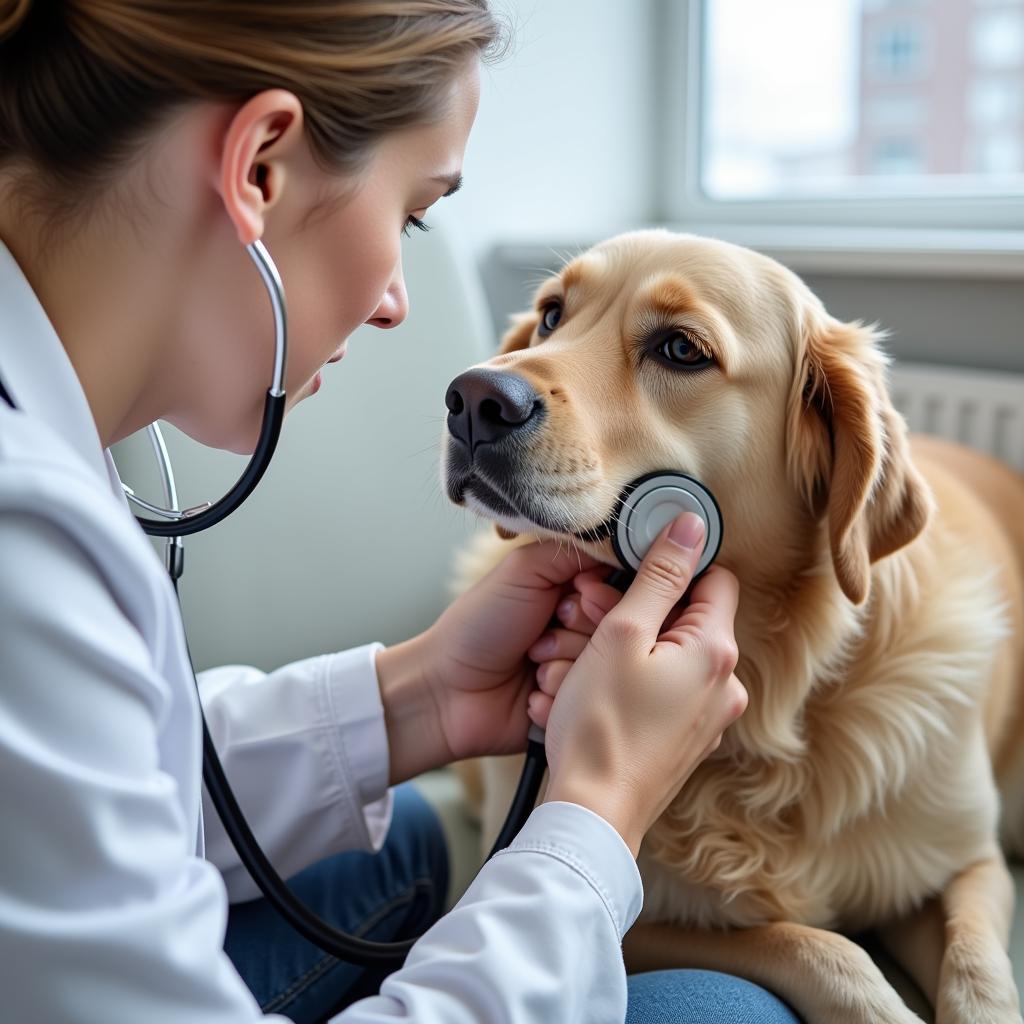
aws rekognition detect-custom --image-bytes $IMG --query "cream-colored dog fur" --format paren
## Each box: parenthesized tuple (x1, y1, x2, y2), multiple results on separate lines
(446, 230, 1024, 1023)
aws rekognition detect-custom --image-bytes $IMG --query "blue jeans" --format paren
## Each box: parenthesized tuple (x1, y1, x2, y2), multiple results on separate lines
(226, 783, 801, 1023)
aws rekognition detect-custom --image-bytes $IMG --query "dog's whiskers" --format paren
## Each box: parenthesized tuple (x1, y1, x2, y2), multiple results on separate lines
(407, 438, 442, 459)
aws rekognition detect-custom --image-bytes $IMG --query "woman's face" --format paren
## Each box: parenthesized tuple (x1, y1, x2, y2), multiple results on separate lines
(175, 61, 480, 453)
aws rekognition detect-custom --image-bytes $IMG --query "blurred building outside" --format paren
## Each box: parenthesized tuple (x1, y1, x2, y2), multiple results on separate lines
(703, 0, 1024, 198)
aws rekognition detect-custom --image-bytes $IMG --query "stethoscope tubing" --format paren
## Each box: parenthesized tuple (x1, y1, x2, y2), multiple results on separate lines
(126, 240, 429, 966)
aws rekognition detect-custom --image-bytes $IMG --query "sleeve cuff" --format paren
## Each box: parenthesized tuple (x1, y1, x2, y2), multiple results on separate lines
(494, 800, 644, 937)
(321, 642, 390, 807)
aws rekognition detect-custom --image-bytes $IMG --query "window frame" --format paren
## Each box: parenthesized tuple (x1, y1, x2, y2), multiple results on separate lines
(660, 0, 1024, 235)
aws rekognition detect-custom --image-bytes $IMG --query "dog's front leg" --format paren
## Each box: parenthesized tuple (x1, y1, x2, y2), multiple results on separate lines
(623, 920, 925, 1024)
(879, 852, 1021, 1024)
(935, 853, 1020, 1023)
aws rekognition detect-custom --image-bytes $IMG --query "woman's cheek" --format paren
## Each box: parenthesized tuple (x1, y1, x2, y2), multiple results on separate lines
(338, 213, 401, 304)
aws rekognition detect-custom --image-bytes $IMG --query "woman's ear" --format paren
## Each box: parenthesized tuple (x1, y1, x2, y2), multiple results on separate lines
(216, 89, 305, 246)
(787, 312, 934, 605)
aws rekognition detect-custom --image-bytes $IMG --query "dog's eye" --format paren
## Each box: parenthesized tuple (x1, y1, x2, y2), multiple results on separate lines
(537, 302, 563, 338)
(655, 331, 714, 369)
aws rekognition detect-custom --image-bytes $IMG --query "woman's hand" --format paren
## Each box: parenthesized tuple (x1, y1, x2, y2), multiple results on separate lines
(374, 541, 602, 785)
(542, 512, 748, 857)
(523, 567, 616, 730)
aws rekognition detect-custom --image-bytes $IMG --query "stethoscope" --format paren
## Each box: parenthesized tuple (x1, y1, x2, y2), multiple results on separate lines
(486, 471, 722, 857)
(0, 240, 724, 968)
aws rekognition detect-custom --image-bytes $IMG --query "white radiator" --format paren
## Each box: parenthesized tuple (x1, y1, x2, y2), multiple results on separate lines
(889, 362, 1024, 473)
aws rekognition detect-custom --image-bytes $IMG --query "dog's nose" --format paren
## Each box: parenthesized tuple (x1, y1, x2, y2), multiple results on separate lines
(445, 369, 542, 450)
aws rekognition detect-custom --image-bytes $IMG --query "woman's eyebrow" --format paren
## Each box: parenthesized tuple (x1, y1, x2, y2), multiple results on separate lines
(432, 172, 463, 197)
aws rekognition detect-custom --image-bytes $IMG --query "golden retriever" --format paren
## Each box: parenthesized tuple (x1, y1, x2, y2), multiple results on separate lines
(442, 229, 1024, 1023)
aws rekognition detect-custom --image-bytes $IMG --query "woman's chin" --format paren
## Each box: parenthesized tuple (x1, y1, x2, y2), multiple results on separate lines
(170, 376, 323, 455)
(166, 404, 263, 457)
(205, 427, 260, 457)
(283, 371, 323, 412)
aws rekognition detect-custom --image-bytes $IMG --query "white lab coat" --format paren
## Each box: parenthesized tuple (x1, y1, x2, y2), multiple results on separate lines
(0, 242, 643, 1022)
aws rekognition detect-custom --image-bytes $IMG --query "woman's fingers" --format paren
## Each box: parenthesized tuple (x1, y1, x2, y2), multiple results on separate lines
(535, 658, 573, 696)
(724, 673, 749, 723)
(547, 568, 630, 634)
(554, 593, 598, 634)
(660, 565, 740, 641)
(608, 514, 705, 645)
(529, 627, 590, 664)
(527, 689, 554, 731)
(573, 575, 625, 628)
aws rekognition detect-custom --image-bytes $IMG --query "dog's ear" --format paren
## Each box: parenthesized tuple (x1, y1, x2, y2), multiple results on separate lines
(498, 311, 538, 355)
(787, 313, 933, 605)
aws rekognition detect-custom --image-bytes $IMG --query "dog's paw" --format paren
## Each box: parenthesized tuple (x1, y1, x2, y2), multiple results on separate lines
(812, 940, 926, 1024)
(936, 933, 1022, 1024)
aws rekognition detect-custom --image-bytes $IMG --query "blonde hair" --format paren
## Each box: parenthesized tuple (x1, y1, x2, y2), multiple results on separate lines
(0, 0, 504, 210)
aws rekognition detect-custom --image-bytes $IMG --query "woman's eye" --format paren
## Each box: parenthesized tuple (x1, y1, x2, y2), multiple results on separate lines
(402, 215, 430, 237)
(537, 303, 562, 337)
(656, 331, 714, 369)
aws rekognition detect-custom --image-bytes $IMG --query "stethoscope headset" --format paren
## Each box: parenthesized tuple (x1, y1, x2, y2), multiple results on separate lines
(0, 240, 723, 967)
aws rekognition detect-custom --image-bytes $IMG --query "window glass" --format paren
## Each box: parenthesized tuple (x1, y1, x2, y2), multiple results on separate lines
(971, 10, 1024, 67)
(702, 0, 1024, 199)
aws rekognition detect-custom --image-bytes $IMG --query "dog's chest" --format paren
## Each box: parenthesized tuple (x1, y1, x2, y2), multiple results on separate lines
(636, 784, 832, 929)
(634, 726, 1000, 932)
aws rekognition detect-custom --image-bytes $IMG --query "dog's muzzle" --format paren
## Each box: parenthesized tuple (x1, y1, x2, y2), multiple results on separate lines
(443, 369, 546, 511)
(445, 369, 543, 453)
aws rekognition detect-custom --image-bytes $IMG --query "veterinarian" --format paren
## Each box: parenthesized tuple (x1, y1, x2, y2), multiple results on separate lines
(0, 2, 799, 1021)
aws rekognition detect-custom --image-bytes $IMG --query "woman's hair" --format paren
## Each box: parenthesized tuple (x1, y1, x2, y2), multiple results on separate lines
(0, 0, 504, 214)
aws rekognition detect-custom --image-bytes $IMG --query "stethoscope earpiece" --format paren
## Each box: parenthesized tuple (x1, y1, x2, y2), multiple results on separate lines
(610, 471, 723, 576)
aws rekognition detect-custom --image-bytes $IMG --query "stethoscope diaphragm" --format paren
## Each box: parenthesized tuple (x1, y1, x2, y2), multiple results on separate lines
(610, 471, 723, 576)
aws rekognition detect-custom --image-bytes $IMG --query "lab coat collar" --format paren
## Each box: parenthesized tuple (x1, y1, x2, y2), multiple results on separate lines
(0, 238, 111, 486)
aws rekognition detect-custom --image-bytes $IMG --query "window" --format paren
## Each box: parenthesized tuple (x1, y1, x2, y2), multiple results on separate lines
(866, 93, 925, 128)
(969, 77, 1023, 125)
(864, 0, 930, 9)
(969, 132, 1024, 173)
(871, 137, 924, 174)
(971, 10, 1024, 68)
(869, 22, 928, 79)
(665, 0, 1024, 230)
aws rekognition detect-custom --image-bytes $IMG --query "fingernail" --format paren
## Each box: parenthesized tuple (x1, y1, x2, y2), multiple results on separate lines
(557, 598, 575, 621)
(668, 512, 705, 550)
(532, 634, 556, 657)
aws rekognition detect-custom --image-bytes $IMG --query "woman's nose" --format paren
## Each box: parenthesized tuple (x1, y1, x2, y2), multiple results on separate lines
(365, 271, 408, 329)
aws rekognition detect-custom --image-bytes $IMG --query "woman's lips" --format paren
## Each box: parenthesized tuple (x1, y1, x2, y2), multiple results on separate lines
(305, 344, 346, 396)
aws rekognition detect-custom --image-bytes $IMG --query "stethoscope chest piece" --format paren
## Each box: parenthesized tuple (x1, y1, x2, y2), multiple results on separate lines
(611, 471, 723, 576)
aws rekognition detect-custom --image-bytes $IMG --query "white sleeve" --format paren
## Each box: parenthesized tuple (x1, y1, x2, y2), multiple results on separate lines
(0, 512, 284, 1023)
(333, 801, 644, 1024)
(198, 646, 394, 902)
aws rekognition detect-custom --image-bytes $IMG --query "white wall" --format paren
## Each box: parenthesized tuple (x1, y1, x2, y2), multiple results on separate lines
(443, 0, 658, 263)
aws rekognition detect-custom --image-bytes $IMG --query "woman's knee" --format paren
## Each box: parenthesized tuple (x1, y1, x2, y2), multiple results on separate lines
(626, 969, 802, 1024)
(386, 782, 449, 929)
